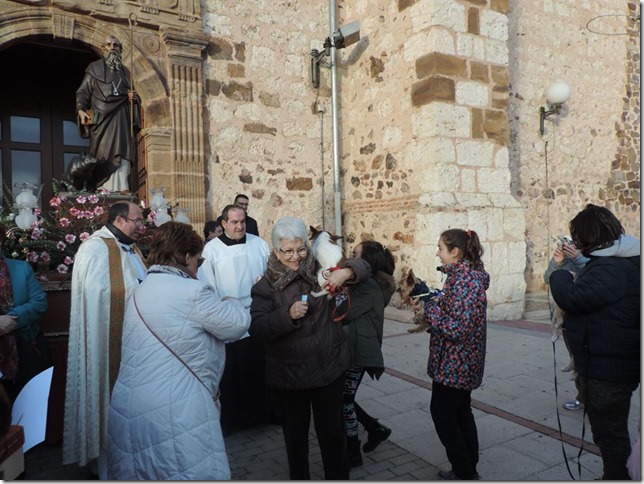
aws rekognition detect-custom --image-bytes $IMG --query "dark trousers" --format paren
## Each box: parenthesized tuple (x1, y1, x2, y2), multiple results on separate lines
(576, 375, 638, 480)
(430, 381, 479, 479)
(273, 374, 349, 480)
(219, 337, 273, 436)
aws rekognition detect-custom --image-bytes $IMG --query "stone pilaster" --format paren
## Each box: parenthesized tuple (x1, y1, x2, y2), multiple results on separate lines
(162, 28, 209, 226)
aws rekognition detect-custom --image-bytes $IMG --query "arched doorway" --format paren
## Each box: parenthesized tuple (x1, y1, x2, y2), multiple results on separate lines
(0, 39, 146, 207)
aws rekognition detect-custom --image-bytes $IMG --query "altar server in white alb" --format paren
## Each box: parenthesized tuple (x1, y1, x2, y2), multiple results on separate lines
(107, 222, 251, 479)
(197, 203, 273, 435)
(63, 201, 147, 478)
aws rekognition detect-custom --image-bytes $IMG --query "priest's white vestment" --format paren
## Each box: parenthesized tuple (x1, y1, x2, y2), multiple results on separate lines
(62, 226, 146, 466)
(197, 234, 270, 310)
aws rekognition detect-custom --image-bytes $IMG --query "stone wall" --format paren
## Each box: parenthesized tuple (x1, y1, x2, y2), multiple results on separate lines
(508, 0, 640, 292)
(202, 1, 332, 238)
(201, 0, 639, 319)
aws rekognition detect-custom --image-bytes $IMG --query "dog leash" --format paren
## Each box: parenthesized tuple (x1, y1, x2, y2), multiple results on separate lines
(548, 288, 584, 480)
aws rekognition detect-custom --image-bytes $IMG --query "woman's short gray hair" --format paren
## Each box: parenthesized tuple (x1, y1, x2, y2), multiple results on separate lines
(271, 216, 308, 248)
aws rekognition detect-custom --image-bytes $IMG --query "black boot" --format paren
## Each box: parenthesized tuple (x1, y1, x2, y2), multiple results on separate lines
(363, 419, 392, 453)
(347, 436, 363, 468)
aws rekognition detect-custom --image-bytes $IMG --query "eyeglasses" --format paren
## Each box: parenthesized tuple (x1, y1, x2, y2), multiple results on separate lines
(197, 257, 205, 267)
(125, 217, 145, 226)
(279, 247, 308, 258)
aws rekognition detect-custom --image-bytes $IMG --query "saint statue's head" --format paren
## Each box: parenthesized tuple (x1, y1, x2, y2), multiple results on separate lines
(102, 35, 123, 71)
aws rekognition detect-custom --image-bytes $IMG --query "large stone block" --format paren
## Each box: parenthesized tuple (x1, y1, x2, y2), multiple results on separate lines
(477, 167, 511, 193)
(411, 76, 455, 106)
(456, 140, 495, 166)
(483, 109, 509, 145)
(416, 52, 467, 79)
(485, 37, 509, 65)
(468, 7, 480, 35)
(480, 9, 508, 41)
(456, 80, 489, 107)
(420, 163, 461, 192)
(457, 33, 485, 60)
(404, 28, 456, 61)
(410, 0, 466, 33)
(411, 103, 471, 138)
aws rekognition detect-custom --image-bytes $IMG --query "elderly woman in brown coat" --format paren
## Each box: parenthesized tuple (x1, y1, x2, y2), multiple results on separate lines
(250, 216, 369, 480)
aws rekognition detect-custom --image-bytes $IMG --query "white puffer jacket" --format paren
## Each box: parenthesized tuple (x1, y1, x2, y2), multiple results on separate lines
(106, 266, 251, 480)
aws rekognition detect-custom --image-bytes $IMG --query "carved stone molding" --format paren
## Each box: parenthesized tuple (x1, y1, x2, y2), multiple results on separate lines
(49, 0, 202, 31)
(52, 13, 74, 39)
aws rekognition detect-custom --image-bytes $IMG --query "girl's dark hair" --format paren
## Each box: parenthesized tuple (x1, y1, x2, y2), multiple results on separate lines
(358, 240, 395, 276)
(147, 221, 203, 267)
(440, 228, 484, 266)
(569, 204, 624, 255)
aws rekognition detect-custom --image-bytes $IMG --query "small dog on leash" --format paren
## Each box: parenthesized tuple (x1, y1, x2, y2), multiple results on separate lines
(309, 226, 344, 298)
(397, 269, 441, 333)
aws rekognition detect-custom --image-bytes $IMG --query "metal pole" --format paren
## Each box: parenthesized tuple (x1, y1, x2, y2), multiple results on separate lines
(329, 0, 342, 238)
(128, 13, 137, 139)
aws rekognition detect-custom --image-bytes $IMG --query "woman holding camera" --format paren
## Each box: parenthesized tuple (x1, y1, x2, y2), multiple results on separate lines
(549, 204, 640, 480)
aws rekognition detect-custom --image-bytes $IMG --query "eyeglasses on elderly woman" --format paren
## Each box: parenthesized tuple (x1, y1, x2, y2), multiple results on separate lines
(278, 246, 308, 258)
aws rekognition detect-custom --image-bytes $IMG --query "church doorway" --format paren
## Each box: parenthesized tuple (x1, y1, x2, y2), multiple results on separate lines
(0, 39, 143, 208)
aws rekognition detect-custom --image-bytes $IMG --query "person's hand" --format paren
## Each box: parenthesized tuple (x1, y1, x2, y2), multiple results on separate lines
(562, 243, 580, 260)
(323, 268, 352, 292)
(77, 109, 90, 124)
(128, 90, 137, 102)
(552, 245, 565, 264)
(0, 315, 17, 336)
(289, 300, 309, 320)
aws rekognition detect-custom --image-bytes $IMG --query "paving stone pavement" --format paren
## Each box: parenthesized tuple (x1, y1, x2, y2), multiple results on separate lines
(22, 306, 641, 480)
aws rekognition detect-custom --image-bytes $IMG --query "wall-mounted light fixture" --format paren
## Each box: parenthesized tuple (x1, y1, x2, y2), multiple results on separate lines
(539, 81, 571, 136)
(310, 20, 360, 89)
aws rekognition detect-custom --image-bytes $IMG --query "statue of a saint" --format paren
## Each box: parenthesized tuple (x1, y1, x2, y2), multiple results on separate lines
(75, 35, 141, 193)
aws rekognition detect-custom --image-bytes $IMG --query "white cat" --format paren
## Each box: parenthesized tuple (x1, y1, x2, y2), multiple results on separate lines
(309, 226, 344, 298)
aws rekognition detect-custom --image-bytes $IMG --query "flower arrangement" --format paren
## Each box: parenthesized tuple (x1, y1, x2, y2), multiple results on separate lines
(0, 183, 162, 281)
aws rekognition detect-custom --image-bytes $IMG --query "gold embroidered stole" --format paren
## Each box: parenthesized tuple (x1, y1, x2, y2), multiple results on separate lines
(101, 238, 126, 393)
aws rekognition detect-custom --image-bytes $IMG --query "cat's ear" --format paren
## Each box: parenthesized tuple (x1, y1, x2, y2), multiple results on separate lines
(330, 234, 343, 243)
(309, 225, 320, 239)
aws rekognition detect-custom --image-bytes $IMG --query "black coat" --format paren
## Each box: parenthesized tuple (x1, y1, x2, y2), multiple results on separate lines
(245, 215, 259, 236)
(550, 255, 640, 384)
(342, 271, 395, 376)
(250, 257, 369, 390)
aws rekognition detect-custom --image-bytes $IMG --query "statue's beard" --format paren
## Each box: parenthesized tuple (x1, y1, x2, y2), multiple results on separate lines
(104, 51, 122, 71)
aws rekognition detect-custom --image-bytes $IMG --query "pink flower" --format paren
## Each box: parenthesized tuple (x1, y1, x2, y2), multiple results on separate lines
(79, 232, 90, 242)
(40, 251, 51, 262)
(56, 264, 69, 274)
(59, 218, 71, 227)
(56, 241, 66, 250)
(76, 196, 87, 204)
(34, 208, 41, 217)
(49, 197, 62, 208)
(88, 194, 99, 204)
(30, 228, 43, 240)
(69, 207, 79, 217)
(65, 234, 76, 244)
(93, 206, 104, 216)
(28, 251, 39, 263)
(64, 256, 74, 265)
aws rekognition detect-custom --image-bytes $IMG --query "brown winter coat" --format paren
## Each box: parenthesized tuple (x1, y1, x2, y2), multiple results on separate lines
(250, 252, 370, 390)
